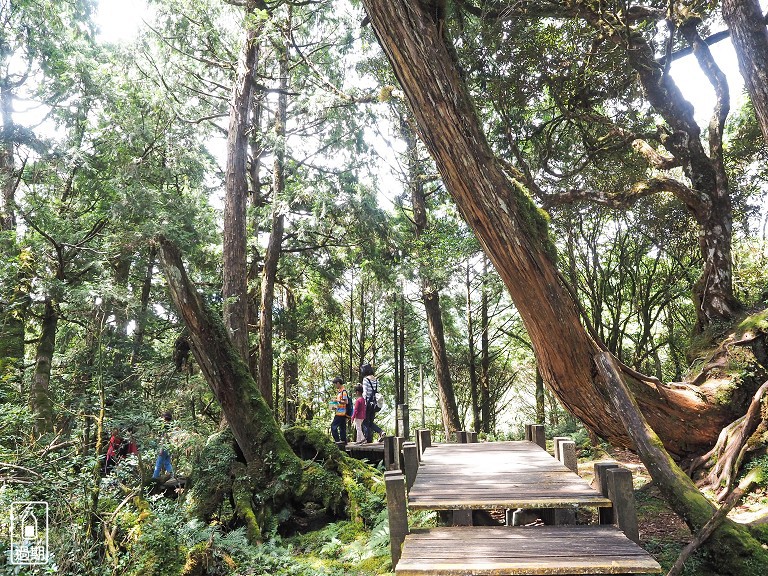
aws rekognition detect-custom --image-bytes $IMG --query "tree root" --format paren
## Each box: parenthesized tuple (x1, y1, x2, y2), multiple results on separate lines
(667, 469, 759, 576)
(690, 380, 768, 496)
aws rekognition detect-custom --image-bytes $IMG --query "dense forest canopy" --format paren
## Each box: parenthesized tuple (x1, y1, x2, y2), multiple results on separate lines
(2, 0, 768, 574)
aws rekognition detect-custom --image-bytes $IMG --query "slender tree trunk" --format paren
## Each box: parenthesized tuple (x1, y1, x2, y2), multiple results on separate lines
(257, 11, 290, 408)
(131, 246, 156, 366)
(0, 78, 24, 388)
(31, 298, 57, 434)
(480, 259, 491, 433)
(224, 2, 262, 361)
(408, 126, 461, 437)
(722, 0, 768, 146)
(535, 368, 545, 425)
(158, 235, 302, 473)
(283, 288, 298, 424)
(467, 261, 480, 433)
(359, 0, 735, 455)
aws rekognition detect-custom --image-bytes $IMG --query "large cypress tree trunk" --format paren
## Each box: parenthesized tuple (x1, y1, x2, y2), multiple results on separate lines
(158, 236, 302, 478)
(223, 1, 262, 362)
(358, 0, 736, 456)
(722, 0, 768, 146)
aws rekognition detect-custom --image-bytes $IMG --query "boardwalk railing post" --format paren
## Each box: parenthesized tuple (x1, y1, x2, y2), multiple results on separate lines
(594, 461, 620, 525)
(467, 431, 478, 443)
(402, 442, 419, 492)
(559, 440, 578, 474)
(456, 430, 468, 443)
(606, 467, 640, 544)
(530, 424, 546, 450)
(552, 436, 569, 460)
(384, 436, 399, 471)
(524, 424, 532, 441)
(384, 470, 409, 568)
(416, 429, 431, 460)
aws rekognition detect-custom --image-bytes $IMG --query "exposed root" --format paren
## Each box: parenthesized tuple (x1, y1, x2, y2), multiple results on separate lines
(693, 381, 768, 496)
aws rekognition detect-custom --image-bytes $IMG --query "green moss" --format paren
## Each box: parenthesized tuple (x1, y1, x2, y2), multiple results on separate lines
(509, 180, 557, 261)
(736, 309, 768, 338)
(186, 430, 237, 520)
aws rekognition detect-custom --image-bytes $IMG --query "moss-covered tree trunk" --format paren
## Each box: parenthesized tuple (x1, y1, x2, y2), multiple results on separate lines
(158, 236, 303, 515)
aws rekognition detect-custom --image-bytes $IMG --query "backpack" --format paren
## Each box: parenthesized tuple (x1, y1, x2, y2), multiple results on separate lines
(343, 389, 353, 418)
(365, 377, 383, 413)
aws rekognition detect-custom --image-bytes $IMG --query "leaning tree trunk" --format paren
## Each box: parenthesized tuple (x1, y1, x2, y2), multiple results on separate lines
(359, 0, 737, 457)
(722, 0, 768, 146)
(596, 352, 768, 574)
(157, 236, 303, 492)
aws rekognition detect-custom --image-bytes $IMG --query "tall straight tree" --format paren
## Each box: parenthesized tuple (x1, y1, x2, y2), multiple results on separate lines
(257, 7, 291, 408)
(403, 118, 461, 437)
(224, 0, 265, 362)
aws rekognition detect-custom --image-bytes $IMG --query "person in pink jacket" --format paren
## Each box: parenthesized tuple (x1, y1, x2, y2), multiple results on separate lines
(351, 385, 367, 444)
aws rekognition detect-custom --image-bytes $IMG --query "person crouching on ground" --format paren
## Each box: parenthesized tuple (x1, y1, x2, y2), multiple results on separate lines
(351, 384, 367, 444)
(330, 377, 349, 444)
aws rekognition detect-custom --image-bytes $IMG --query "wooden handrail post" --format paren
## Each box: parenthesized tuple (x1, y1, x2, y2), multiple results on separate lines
(456, 430, 468, 443)
(403, 442, 419, 492)
(559, 440, 578, 474)
(384, 470, 409, 568)
(524, 423, 532, 441)
(416, 429, 431, 459)
(384, 436, 400, 471)
(594, 461, 620, 525)
(530, 424, 546, 450)
(552, 436, 569, 460)
(606, 467, 640, 544)
(467, 431, 478, 443)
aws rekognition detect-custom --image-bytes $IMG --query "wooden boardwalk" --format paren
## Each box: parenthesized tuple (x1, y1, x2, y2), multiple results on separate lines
(407, 441, 612, 511)
(389, 437, 662, 576)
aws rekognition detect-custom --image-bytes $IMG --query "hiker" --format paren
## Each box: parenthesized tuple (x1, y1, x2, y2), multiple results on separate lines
(351, 384, 367, 444)
(104, 428, 123, 474)
(329, 377, 349, 444)
(120, 426, 140, 458)
(361, 363, 384, 442)
(152, 411, 175, 480)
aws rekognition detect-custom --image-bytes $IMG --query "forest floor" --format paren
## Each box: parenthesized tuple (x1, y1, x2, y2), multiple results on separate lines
(577, 445, 768, 575)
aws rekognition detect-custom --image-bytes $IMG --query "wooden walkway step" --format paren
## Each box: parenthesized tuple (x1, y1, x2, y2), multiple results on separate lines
(396, 525, 662, 575)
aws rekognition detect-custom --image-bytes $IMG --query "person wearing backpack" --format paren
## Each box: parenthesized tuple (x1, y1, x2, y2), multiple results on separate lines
(329, 377, 350, 444)
(360, 363, 384, 442)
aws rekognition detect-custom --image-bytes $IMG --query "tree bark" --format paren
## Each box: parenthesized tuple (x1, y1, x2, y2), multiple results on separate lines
(0, 76, 25, 389)
(224, 2, 262, 362)
(31, 298, 57, 434)
(157, 235, 303, 479)
(480, 259, 490, 433)
(595, 351, 768, 575)
(722, 0, 768, 146)
(131, 246, 156, 367)
(359, 0, 736, 455)
(466, 261, 481, 433)
(257, 10, 290, 408)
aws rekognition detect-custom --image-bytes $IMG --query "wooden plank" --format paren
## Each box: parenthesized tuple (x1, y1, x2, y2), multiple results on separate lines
(396, 526, 662, 575)
(406, 441, 613, 511)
